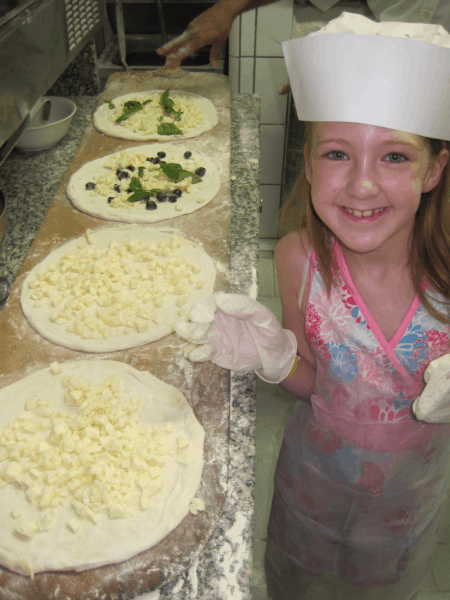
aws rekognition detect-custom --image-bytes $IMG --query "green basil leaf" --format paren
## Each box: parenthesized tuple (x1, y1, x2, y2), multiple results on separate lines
(138, 166, 145, 178)
(159, 163, 201, 184)
(115, 99, 152, 123)
(127, 190, 149, 203)
(126, 177, 162, 202)
(157, 122, 183, 136)
(160, 90, 183, 122)
(128, 176, 144, 193)
(160, 90, 174, 110)
(104, 100, 115, 109)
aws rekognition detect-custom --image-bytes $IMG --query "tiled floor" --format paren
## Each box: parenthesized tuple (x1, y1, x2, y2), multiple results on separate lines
(252, 251, 450, 600)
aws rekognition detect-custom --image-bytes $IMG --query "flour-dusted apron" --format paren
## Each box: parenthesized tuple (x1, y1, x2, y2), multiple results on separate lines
(265, 240, 450, 600)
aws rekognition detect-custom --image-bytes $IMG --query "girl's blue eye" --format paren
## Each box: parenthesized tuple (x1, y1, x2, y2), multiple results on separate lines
(326, 151, 347, 160)
(385, 152, 407, 163)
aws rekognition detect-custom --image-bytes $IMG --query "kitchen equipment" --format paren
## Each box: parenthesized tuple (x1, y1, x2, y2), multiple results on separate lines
(0, 0, 100, 146)
(0, 190, 11, 306)
(97, 0, 225, 89)
(114, 0, 186, 79)
(15, 97, 77, 151)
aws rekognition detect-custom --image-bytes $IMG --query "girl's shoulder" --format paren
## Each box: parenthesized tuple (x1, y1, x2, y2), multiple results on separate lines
(275, 229, 312, 277)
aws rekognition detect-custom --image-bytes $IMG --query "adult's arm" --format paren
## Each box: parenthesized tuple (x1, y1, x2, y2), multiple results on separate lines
(156, 0, 282, 69)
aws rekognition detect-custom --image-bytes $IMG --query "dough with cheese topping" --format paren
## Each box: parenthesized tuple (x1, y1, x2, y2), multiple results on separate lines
(93, 90, 218, 141)
(66, 144, 221, 224)
(20, 227, 217, 352)
(0, 360, 205, 577)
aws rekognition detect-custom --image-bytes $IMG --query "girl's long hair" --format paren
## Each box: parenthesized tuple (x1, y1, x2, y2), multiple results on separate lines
(279, 122, 450, 324)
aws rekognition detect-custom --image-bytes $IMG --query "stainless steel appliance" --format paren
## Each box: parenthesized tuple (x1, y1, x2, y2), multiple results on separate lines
(0, 0, 101, 149)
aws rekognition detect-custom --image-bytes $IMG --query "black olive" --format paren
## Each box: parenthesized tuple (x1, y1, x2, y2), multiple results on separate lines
(184, 151, 192, 159)
(118, 171, 129, 181)
(146, 200, 157, 210)
(168, 194, 178, 203)
(126, 188, 132, 193)
(142, 194, 151, 201)
(126, 165, 135, 172)
(160, 160, 167, 165)
(85, 182, 96, 190)
(156, 192, 168, 202)
(172, 189, 182, 197)
(107, 197, 114, 203)
(152, 157, 160, 165)
(157, 151, 166, 158)
(146, 157, 153, 163)
(116, 168, 123, 177)
(114, 184, 121, 193)
(195, 167, 206, 177)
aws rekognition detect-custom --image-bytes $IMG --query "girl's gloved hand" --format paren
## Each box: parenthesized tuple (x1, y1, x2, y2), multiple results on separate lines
(413, 354, 450, 422)
(155, 3, 234, 70)
(175, 292, 297, 383)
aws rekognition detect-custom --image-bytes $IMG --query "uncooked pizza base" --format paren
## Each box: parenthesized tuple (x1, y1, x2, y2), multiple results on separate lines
(93, 90, 218, 141)
(0, 360, 205, 576)
(67, 144, 221, 224)
(20, 227, 217, 352)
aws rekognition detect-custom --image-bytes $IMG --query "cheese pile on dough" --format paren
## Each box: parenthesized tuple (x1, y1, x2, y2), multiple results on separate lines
(111, 94, 204, 135)
(0, 364, 190, 539)
(92, 151, 205, 211)
(27, 233, 205, 341)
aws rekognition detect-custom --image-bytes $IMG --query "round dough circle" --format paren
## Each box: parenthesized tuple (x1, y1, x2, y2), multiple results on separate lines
(67, 144, 221, 224)
(0, 360, 205, 576)
(93, 90, 218, 141)
(20, 227, 217, 352)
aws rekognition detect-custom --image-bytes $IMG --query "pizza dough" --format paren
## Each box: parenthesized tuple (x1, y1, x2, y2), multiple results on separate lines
(20, 227, 217, 352)
(93, 90, 218, 141)
(67, 144, 221, 224)
(0, 360, 205, 577)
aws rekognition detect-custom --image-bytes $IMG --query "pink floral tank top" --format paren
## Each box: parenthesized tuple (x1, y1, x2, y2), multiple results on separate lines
(302, 240, 450, 490)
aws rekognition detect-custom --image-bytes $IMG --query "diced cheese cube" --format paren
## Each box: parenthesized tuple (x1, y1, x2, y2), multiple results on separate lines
(177, 449, 189, 464)
(14, 520, 39, 538)
(67, 518, 81, 533)
(50, 361, 62, 375)
(189, 497, 206, 515)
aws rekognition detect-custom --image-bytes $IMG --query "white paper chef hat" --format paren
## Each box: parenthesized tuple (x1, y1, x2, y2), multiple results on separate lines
(282, 12, 450, 140)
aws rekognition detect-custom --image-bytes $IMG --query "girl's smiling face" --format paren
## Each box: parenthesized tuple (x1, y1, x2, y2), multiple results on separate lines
(304, 122, 448, 256)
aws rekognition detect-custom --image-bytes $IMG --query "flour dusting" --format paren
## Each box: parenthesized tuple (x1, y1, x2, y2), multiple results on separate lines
(209, 512, 249, 600)
(134, 591, 160, 600)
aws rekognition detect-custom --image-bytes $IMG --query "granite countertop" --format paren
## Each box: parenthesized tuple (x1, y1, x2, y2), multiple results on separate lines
(0, 94, 260, 599)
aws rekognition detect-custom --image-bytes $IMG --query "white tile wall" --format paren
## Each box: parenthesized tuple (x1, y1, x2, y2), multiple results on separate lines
(255, 58, 289, 124)
(260, 185, 282, 238)
(240, 57, 255, 94)
(229, 0, 294, 240)
(228, 55, 239, 94)
(255, 0, 293, 57)
(260, 125, 285, 184)
(241, 10, 257, 56)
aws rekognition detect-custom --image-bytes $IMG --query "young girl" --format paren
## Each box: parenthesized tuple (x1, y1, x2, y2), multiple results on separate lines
(176, 13, 450, 599)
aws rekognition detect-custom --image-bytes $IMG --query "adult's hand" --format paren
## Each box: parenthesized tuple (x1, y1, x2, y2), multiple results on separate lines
(156, 2, 234, 69)
(278, 83, 291, 95)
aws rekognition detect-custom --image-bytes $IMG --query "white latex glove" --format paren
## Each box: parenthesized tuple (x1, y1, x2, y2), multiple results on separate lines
(175, 292, 297, 383)
(412, 354, 450, 422)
